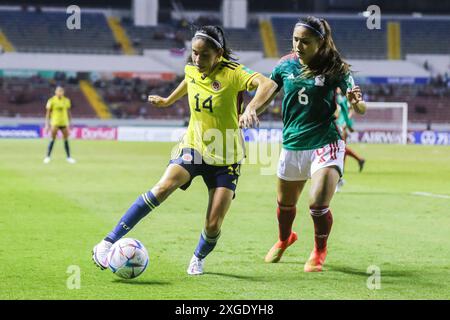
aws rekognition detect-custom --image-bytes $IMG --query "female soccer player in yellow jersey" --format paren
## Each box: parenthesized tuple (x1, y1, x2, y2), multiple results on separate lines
(92, 25, 278, 275)
(240, 16, 366, 272)
(43, 86, 76, 164)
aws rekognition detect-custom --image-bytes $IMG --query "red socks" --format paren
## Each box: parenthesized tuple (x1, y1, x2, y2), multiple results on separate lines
(277, 203, 296, 241)
(309, 206, 333, 250)
(277, 204, 333, 250)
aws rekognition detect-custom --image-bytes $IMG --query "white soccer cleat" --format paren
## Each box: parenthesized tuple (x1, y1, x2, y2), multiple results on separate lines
(43, 157, 51, 164)
(92, 240, 113, 270)
(335, 178, 345, 193)
(66, 157, 76, 164)
(187, 255, 205, 275)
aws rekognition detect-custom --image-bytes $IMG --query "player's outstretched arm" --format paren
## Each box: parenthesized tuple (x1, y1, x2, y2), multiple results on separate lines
(239, 75, 278, 128)
(347, 86, 366, 115)
(148, 79, 188, 108)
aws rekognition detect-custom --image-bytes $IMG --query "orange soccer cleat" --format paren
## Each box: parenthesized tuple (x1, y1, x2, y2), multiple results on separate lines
(264, 232, 298, 263)
(304, 247, 328, 272)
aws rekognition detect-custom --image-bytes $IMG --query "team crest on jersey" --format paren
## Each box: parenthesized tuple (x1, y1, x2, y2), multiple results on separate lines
(314, 75, 325, 86)
(211, 80, 221, 91)
(182, 153, 193, 162)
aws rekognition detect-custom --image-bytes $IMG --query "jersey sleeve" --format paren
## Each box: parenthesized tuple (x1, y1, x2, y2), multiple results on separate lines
(269, 63, 283, 92)
(234, 65, 259, 92)
(184, 65, 189, 81)
(45, 98, 52, 110)
(337, 72, 356, 94)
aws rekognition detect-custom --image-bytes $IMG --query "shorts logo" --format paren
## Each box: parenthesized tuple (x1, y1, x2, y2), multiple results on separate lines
(211, 81, 221, 91)
(182, 153, 193, 162)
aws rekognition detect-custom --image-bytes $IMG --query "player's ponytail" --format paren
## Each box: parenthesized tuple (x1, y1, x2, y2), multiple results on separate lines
(296, 16, 351, 80)
(191, 25, 238, 62)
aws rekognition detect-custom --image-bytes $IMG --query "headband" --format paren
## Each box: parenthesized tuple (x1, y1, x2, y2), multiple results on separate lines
(193, 31, 223, 48)
(295, 23, 324, 39)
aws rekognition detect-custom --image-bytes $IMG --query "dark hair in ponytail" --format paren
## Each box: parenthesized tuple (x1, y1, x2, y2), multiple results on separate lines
(295, 16, 350, 79)
(189, 25, 238, 62)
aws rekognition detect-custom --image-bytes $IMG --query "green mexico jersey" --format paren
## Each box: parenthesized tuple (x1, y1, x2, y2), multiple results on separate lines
(270, 53, 356, 150)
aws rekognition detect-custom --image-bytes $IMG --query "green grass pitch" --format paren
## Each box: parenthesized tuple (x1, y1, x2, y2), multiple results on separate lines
(0, 139, 449, 299)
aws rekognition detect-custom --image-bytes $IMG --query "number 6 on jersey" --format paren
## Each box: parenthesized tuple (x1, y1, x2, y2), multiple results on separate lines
(298, 87, 309, 105)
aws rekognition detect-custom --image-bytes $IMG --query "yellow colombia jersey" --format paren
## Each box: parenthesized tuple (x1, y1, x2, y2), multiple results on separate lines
(179, 57, 259, 166)
(46, 95, 71, 127)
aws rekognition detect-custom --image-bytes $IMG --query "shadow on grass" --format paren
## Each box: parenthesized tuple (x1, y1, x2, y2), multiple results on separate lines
(337, 191, 406, 197)
(113, 279, 171, 286)
(274, 261, 303, 265)
(328, 265, 418, 278)
(204, 272, 262, 281)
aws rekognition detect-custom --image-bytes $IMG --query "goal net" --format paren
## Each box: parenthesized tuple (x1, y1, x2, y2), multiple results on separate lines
(350, 102, 408, 144)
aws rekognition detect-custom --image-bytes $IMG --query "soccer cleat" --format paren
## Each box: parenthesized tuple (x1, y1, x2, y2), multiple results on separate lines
(264, 232, 298, 263)
(66, 157, 77, 164)
(304, 247, 327, 272)
(92, 240, 113, 270)
(43, 157, 51, 164)
(187, 255, 204, 275)
(358, 159, 365, 172)
(335, 178, 345, 193)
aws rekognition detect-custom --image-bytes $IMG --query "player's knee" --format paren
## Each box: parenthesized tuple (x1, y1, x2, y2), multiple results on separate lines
(205, 222, 221, 236)
(277, 200, 296, 210)
(309, 199, 330, 210)
(205, 223, 220, 238)
(153, 180, 176, 199)
(309, 192, 331, 208)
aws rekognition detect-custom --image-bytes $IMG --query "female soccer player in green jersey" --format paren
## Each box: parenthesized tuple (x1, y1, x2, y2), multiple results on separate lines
(92, 25, 277, 275)
(43, 86, 76, 164)
(240, 16, 366, 272)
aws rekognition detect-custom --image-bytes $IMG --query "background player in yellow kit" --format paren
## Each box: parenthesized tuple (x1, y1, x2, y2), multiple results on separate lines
(92, 25, 278, 275)
(43, 86, 76, 164)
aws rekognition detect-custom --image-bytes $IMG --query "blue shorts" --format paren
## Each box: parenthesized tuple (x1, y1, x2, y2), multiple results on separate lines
(169, 148, 241, 195)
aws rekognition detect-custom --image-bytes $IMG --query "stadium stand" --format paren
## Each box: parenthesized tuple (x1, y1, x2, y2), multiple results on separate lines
(122, 17, 262, 53)
(401, 19, 450, 55)
(272, 16, 387, 59)
(0, 8, 449, 126)
(0, 76, 97, 118)
(0, 10, 120, 54)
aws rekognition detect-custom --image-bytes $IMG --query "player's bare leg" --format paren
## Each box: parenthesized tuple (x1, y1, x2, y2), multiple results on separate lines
(151, 164, 192, 202)
(305, 166, 340, 272)
(43, 126, 59, 163)
(188, 187, 233, 275)
(61, 127, 76, 163)
(265, 179, 306, 263)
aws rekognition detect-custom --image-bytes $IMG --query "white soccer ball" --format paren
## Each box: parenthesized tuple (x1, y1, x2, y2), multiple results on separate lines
(107, 238, 149, 279)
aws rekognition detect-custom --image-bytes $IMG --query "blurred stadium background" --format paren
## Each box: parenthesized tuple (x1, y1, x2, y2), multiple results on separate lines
(0, 0, 448, 145)
(1, 0, 450, 301)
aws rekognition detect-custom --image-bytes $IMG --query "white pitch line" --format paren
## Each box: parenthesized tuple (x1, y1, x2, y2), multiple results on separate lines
(411, 192, 450, 199)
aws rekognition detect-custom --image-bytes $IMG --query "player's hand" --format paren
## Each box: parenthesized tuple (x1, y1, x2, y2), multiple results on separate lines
(239, 108, 259, 129)
(44, 125, 50, 134)
(148, 95, 169, 107)
(346, 86, 362, 104)
(348, 126, 355, 133)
